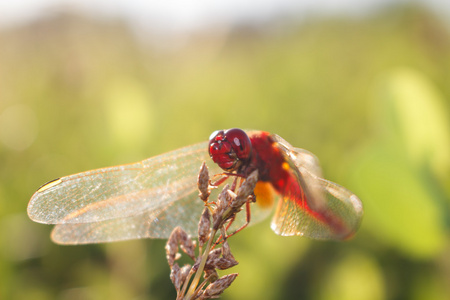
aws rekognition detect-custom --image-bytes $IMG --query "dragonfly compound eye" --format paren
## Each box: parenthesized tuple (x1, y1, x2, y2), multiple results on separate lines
(223, 128, 252, 162)
(208, 128, 252, 171)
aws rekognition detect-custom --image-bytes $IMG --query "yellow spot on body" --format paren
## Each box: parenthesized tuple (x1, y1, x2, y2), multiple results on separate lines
(36, 178, 62, 193)
(254, 181, 275, 209)
(282, 162, 290, 171)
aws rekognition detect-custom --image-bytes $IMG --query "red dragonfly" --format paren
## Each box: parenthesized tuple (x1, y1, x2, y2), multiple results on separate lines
(28, 129, 363, 244)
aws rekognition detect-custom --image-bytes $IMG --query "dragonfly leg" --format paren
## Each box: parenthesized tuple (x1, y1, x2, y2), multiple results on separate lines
(210, 174, 229, 187)
(210, 172, 247, 188)
(227, 199, 252, 237)
(213, 199, 253, 247)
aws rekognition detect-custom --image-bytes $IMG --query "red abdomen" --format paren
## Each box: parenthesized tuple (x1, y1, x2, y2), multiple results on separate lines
(248, 131, 347, 234)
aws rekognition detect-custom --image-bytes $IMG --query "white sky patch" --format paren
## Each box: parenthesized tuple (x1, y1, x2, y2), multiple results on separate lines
(0, 0, 449, 32)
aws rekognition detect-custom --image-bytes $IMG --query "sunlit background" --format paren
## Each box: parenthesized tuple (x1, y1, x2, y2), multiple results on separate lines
(1, 0, 450, 299)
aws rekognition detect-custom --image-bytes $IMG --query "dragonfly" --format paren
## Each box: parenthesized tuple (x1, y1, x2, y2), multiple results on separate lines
(27, 128, 363, 244)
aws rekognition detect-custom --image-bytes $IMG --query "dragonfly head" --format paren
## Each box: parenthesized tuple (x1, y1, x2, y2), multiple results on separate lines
(208, 128, 252, 172)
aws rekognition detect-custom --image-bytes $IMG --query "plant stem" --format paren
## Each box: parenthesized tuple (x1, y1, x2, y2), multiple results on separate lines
(184, 228, 218, 300)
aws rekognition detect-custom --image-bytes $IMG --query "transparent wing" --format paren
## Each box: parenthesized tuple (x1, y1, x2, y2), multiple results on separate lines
(28, 140, 271, 244)
(50, 186, 274, 244)
(27, 142, 221, 227)
(50, 189, 204, 244)
(270, 135, 363, 240)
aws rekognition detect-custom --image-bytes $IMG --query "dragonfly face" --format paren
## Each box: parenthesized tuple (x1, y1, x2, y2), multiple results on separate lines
(27, 128, 363, 244)
(208, 128, 252, 172)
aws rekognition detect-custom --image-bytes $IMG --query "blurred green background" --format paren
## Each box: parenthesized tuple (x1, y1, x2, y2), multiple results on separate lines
(1, 2, 450, 300)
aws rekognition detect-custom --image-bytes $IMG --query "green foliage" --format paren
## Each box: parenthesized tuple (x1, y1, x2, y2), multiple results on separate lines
(1, 5, 449, 300)
(351, 68, 449, 259)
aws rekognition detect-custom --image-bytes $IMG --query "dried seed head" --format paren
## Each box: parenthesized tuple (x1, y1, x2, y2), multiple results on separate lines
(170, 263, 182, 291)
(180, 264, 192, 287)
(168, 163, 251, 299)
(217, 184, 232, 211)
(177, 228, 196, 260)
(166, 227, 196, 266)
(170, 263, 192, 292)
(214, 257, 239, 270)
(212, 212, 222, 232)
(198, 162, 211, 202)
(221, 241, 234, 261)
(192, 256, 202, 272)
(231, 170, 258, 209)
(198, 208, 211, 248)
(166, 227, 181, 267)
(205, 242, 238, 270)
(204, 268, 219, 283)
(212, 184, 236, 229)
(230, 194, 247, 211)
(226, 190, 237, 203)
(202, 273, 238, 299)
(205, 248, 222, 270)
(212, 241, 239, 271)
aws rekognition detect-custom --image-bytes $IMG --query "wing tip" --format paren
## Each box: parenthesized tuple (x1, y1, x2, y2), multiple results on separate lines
(350, 194, 364, 216)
